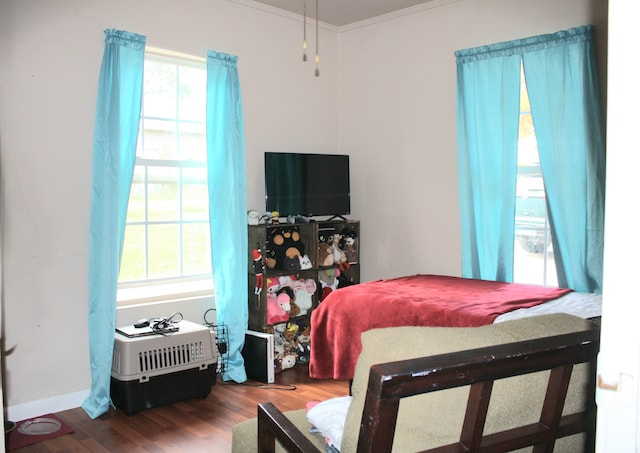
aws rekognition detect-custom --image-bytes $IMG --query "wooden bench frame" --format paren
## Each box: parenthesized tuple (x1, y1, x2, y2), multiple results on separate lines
(257, 328, 599, 453)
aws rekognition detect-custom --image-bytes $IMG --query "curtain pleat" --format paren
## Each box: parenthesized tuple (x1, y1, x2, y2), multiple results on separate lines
(83, 29, 145, 418)
(455, 46, 521, 282)
(523, 26, 605, 293)
(206, 51, 248, 382)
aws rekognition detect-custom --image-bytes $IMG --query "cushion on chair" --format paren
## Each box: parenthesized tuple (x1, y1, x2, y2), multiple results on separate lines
(340, 313, 595, 452)
(232, 408, 328, 453)
(232, 313, 596, 453)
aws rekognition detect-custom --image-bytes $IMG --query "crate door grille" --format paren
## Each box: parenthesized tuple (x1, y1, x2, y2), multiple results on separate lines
(137, 341, 205, 373)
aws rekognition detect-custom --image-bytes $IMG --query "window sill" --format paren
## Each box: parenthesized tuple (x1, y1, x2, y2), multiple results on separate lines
(117, 278, 214, 307)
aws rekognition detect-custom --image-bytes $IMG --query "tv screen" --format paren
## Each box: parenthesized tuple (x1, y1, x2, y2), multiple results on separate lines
(265, 152, 350, 218)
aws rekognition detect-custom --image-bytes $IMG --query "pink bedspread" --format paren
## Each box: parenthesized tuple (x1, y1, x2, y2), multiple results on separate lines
(309, 274, 572, 380)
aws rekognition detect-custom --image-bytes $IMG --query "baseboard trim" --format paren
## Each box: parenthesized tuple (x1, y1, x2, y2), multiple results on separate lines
(6, 389, 89, 422)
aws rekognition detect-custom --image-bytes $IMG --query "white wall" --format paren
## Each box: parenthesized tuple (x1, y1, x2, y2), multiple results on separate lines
(0, 0, 339, 417)
(0, 0, 608, 420)
(339, 0, 608, 281)
(596, 1, 640, 450)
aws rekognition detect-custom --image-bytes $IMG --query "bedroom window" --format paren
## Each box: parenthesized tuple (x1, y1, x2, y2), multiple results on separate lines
(514, 67, 557, 286)
(117, 51, 212, 305)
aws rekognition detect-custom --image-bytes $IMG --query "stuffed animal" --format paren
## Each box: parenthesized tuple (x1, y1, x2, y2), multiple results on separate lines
(296, 326, 311, 363)
(319, 268, 340, 301)
(252, 248, 264, 296)
(266, 290, 291, 324)
(289, 300, 301, 318)
(279, 352, 297, 370)
(247, 210, 259, 225)
(265, 226, 306, 270)
(330, 233, 349, 271)
(289, 278, 316, 315)
(339, 227, 358, 263)
(317, 242, 334, 267)
(298, 254, 312, 270)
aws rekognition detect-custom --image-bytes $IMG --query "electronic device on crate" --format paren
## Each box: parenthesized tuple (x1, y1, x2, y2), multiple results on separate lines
(264, 152, 350, 220)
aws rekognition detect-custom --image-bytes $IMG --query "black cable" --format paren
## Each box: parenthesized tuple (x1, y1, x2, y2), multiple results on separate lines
(217, 377, 297, 391)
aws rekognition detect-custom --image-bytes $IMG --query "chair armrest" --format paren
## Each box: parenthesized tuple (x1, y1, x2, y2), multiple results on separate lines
(257, 402, 322, 453)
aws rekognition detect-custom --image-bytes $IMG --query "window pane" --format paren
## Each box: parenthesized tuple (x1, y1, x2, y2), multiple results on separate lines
(178, 65, 206, 122)
(148, 224, 180, 279)
(120, 225, 146, 281)
(142, 119, 178, 160)
(147, 167, 179, 222)
(127, 166, 146, 223)
(514, 67, 556, 287)
(143, 60, 177, 119)
(183, 167, 208, 221)
(183, 223, 211, 275)
(119, 53, 210, 295)
(179, 122, 206, 161)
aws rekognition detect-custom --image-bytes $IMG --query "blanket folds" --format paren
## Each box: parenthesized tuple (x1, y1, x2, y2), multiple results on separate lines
(309, 274, 571, 380)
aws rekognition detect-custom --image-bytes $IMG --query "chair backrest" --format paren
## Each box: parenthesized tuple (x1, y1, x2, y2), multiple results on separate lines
(356, 328, 599, 453)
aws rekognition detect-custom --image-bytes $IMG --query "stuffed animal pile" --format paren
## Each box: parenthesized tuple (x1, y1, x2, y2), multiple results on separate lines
(269, 321, 311, 372)
(265, 226, 312, 272)
(266, 275, 317, 324)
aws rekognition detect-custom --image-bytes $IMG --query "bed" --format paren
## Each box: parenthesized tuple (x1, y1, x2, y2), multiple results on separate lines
(309, 274, 602, 380)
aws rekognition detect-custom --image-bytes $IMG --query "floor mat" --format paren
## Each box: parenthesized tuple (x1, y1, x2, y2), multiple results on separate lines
(7, 413, 74, 450)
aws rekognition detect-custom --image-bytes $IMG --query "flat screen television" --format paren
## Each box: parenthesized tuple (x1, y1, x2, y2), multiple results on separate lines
(265, 152, 350, 218)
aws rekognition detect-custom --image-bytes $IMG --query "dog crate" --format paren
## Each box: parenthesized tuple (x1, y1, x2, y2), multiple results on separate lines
(111, 320, 217, 415)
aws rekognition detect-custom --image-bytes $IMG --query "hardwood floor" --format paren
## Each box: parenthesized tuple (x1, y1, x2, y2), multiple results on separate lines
(9, 365, 349, 452)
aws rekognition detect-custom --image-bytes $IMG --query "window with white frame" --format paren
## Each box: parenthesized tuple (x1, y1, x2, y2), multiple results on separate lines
(513, 66, 556, 287)
(118, 51, 212, 305)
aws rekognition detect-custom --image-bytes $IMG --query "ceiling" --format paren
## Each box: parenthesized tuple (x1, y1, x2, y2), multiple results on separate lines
(250, 0, 443, 27)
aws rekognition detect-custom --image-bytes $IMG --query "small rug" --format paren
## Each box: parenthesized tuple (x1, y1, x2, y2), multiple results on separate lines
(7, 413, 74, 451)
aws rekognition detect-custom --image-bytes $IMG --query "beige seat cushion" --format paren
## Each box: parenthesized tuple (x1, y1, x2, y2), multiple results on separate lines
(232, 408, 328, 453)
(231, 313, 596, 452)
(341, 313, 595, 452)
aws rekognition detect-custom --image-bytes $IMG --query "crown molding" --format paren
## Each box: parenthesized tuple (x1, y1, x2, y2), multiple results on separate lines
(336, 0, 461, 32)
(228, 0, 340, 32)
(227, 0, 461, 33)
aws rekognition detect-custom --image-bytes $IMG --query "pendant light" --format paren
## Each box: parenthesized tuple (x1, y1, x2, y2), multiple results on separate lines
(301, 0, 319, 76)
(315, 0, 320, 77)
(302, 0, 307, 61)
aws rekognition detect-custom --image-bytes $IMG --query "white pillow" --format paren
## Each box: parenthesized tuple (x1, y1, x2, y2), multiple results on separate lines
(306, 396, 353, 450)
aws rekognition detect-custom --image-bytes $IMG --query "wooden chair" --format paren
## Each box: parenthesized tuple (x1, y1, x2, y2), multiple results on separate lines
(256, 328, 599, 453)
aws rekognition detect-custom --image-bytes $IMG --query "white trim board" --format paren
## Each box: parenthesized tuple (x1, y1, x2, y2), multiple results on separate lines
(7, 389, 89, 422)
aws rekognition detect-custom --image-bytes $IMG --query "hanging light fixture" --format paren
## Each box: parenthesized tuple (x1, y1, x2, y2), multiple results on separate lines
(315, 0, 320, 77)
(302, 0, 307, 61)
(301, 0, 319, 76)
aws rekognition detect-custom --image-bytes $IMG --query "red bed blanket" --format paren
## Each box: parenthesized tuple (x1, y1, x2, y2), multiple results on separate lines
(309, 274, 572, 380)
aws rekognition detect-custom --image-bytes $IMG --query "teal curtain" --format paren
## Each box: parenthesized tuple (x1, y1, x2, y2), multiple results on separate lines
(206, 51, 248, 382)
(455, 25, 605, 292)
(455, 46, 521, 282)
(83, 29, 145, 418)
(522, 26, 605, 293)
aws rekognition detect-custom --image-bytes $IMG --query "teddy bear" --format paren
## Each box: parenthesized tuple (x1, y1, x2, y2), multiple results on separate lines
(317, 241, 335, 267)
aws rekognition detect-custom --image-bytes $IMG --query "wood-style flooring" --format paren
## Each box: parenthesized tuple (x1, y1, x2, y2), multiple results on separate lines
(8, 365, 349, 452)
